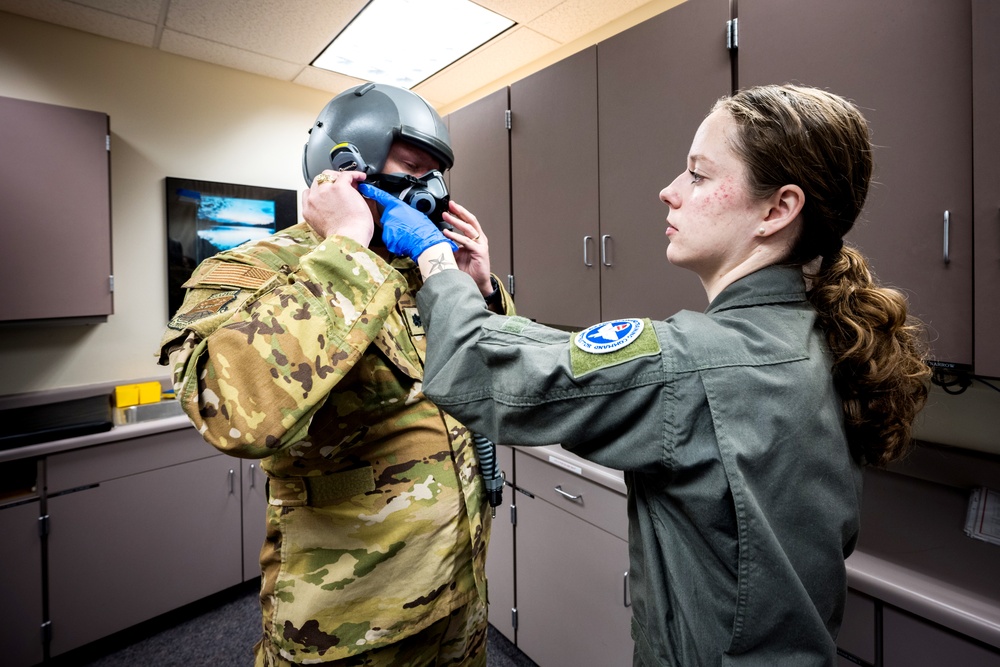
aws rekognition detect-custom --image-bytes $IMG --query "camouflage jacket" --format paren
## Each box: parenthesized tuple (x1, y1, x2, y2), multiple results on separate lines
(158, 223, 512, 663)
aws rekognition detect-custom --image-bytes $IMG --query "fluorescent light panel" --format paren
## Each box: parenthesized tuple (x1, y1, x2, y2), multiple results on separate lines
(312, 0, 514, 89)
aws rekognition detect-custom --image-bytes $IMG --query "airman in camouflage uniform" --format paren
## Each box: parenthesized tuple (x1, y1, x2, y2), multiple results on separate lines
(159, 215, 511, 665)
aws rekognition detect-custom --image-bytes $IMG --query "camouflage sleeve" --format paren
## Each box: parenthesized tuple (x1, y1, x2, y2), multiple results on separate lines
(169, 236, 407, 458)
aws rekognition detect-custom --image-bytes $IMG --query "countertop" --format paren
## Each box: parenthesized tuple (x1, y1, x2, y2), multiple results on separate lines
(0, 414, 192, 464)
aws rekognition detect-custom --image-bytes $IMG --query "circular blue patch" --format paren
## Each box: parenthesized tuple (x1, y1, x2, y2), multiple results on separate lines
(574, 318, 644, 354)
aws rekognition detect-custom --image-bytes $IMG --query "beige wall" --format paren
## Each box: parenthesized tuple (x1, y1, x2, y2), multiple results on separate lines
(0, 12, 332, 396)
(0, 12, 997, 456)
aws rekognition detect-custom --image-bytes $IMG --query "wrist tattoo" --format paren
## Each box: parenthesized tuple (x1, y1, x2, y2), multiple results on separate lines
(426, 253, 450, 276)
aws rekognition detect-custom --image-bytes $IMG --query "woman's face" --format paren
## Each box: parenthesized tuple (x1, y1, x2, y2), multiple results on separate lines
(659, 109, 766, 284)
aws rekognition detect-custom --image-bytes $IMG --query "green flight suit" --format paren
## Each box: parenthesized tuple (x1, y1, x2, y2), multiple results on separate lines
(417, 265, 863, 667)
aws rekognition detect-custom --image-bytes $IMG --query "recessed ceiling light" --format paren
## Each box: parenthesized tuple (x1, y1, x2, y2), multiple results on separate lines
(312, 0, 515, 89)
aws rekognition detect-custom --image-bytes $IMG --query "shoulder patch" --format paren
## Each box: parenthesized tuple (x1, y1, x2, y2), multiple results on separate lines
(168, 290, 239, 330)
(574, 318, 645, 354)
(570, 318, 661, 378)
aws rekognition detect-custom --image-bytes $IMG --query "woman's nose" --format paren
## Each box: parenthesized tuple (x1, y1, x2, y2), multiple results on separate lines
(660, 179, 679, 208)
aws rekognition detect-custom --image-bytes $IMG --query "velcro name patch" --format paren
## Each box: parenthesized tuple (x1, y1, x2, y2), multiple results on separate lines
(570, 318, 661, 377)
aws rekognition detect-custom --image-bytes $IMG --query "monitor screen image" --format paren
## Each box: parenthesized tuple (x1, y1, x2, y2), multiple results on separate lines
(165, 177, 297, 316)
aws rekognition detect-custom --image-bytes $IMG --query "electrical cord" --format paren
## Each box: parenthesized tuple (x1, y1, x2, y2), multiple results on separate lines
(929, 367, 1000, 395)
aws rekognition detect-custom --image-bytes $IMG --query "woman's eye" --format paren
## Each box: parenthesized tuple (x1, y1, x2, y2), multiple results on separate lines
(689, 170, 704, 183)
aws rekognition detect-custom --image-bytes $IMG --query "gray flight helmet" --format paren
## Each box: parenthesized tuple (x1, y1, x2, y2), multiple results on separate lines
(302, 82, 454, 185)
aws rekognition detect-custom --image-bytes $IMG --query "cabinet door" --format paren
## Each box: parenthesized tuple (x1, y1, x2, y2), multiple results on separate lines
(0, 96, 113, 322)
(242, 460, 268, 581)
(597, 0, 731, 322)
(973, 0, 1000, 378)
(515, 456, 632, 666)
(737, 1, 973, 367)
(47, 454, 242, 655)
(0, 499, 43, 667)
(486, 445, 516, 642)
(448, 87, 513, 290)
(837, 589, 876, 667)
(883, 606, 1000, 667)
(511, 47, 600, 328)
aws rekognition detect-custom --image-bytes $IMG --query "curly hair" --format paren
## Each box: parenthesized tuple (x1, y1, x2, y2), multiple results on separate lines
(716, 85, 930, 465)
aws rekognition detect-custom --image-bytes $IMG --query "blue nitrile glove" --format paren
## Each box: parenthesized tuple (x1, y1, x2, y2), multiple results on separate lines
(358, 183, 458, 261)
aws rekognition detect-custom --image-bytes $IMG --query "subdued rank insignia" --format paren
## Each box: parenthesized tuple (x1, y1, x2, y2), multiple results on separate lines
(168, 290, 239, 329)
(570, 318, 661, 377)
(402, 307, 425, 336)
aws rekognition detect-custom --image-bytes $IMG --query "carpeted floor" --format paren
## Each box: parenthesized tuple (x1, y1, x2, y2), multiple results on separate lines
(46, 579, 537, 667)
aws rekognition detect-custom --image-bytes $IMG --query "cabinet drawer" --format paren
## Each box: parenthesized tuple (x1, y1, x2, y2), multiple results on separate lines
(837, 588, 876, 666)
(516, 449, 627, 541)
(47, 426, 215, 492)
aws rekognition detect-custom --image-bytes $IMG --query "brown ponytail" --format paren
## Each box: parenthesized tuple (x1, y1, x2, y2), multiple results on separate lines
(807, 247, 930, 465)
(718, 85, 930, 465)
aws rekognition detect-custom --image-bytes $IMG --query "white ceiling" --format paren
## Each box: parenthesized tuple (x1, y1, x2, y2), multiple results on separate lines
(0, 0, 684, 113)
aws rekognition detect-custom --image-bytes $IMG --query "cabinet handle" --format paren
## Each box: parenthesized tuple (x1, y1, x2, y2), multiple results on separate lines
(943, 210, 950, 265)
(583, 236, 594, 267)
(601, 234, 612, 267)
(553, 485, 582, 502)
(249, 463, 256, 489)
(229, 469, 235, 495)
(624, 571, 631, 608)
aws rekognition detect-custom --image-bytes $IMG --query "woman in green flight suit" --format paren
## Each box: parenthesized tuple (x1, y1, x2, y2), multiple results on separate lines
(309, 84, 930, 666)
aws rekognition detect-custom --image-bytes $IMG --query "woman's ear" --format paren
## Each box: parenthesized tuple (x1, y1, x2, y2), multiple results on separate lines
(760, 184, 805, 234)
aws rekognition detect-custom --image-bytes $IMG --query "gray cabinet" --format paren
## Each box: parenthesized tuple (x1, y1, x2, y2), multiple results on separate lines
(509, 0, 731, 329)
(486, 444, 516, 642)
(45, 428, 242, 656)
(0, 495, 43, 667)
(837, 589, 876, 667)
(973, 0, 1000, 379)
(242, 460, 268, 581)
(513, 450, 632, 666)
(447, 87, 513, 290)
(596, 0, 731, 322)
(737, 0, 974, 369)
(510, 47, 601, 327)
(0, 96, 113, 323)
(883, 606, 1000, 667)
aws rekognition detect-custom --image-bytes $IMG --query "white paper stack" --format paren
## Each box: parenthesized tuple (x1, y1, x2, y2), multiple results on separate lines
(964, 487, 1000, 547)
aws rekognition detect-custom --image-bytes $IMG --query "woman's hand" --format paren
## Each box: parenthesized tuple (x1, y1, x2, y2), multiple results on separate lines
(442, 201, 493, 296)
(301, 170, 373, 246)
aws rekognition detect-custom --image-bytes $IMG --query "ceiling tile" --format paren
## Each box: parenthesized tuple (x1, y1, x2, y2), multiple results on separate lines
(292, 66, 368, 96)
(472, 0, 566, 25)
(0, 0, 156, 46)
(160, 29, 304, 80)
(71, 0, 164, 23)
(528, 0, 652, 43)
(164, 0, 366, 64)
(415, 26, 559, 104)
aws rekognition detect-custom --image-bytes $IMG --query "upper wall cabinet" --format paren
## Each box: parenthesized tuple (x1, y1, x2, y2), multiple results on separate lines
(510, 47, 601, 327)
(597, 0, 731, 322)
(737, 1, 974, 368)
(447, 88, 513, 288)
(509, 0, 731, 329)
(973, 0, 1000, 379)
(0, 96, 113, 323)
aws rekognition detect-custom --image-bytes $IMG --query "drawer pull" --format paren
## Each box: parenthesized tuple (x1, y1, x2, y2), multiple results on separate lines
(554, 485, 582, 502)
(624, 571, 631, 608)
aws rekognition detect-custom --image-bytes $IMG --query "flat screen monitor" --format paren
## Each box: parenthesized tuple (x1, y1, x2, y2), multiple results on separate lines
(165, 177, 297, 316)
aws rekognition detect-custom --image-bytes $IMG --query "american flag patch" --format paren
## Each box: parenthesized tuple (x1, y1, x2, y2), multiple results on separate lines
(188, 263, 276, 289)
